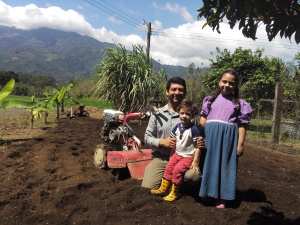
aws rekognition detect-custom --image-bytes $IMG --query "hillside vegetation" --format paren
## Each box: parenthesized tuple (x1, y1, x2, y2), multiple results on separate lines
(0, 26, 187, 82)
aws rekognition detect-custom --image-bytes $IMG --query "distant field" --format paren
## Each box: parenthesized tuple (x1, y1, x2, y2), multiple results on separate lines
(1, 95, 113, 109)
(67, 98, 113, 109)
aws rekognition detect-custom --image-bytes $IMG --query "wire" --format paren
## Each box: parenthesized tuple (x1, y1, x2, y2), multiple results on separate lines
(83, 0, 147, 32)
(98, 0, 142, 25)
(152, 30, 300, 50)
(83, 0, 300, 50)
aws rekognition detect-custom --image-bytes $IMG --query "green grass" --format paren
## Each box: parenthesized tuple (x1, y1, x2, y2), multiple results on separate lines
(247, 131, 271, 139)
(250, 118, 273, 126)
(1, 95, 113, 109)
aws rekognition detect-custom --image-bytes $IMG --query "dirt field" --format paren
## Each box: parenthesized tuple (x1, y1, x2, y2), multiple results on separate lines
(0, 109, 299, 225)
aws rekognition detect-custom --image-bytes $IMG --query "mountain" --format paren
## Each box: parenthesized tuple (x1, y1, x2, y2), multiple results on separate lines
(0, 26, 187, 83)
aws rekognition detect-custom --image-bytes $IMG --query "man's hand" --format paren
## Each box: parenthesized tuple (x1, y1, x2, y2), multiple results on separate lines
(159, 137, 176, 149)
(196, 136, 205, 149)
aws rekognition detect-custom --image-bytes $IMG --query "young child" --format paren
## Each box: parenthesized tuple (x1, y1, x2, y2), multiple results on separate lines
(199, 69, 253, 208)
(151, 98, 201, 202)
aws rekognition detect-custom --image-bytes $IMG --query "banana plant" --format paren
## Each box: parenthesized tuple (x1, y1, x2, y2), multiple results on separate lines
(2, 96, 52, 129)
(44, 84, 74, 119)
(27, 97, 52, 129)
(0, 79, 15, 101)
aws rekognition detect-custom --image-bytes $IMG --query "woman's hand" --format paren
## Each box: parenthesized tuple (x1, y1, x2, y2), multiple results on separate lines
(237, 144, 244, 157)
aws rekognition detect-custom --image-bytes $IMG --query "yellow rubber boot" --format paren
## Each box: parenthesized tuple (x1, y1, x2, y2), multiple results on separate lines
(163, 183, 181, 202)
(150, 178, 171, 196)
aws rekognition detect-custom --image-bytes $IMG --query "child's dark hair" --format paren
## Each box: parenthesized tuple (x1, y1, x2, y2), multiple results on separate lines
(166, 77, 186, 93)
(207, 69, 240, 111)
(177, 98, 199, 117)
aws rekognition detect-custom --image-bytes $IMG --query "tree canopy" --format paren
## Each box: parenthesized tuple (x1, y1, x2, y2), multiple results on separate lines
(197, 0, 300, 43)
(202, 47, 286, 111)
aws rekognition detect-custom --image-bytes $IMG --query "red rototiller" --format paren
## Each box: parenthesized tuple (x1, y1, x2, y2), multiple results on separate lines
(93, 108, 153, 180)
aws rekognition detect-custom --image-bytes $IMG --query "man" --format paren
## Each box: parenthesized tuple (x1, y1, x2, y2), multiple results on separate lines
(142, 77, 204, 189)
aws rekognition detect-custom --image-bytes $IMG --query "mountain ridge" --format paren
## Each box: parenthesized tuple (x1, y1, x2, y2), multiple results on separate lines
(0, 25, 187, 83)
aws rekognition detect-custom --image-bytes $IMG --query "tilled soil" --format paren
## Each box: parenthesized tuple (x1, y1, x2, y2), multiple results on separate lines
(0, 114, 299, 225)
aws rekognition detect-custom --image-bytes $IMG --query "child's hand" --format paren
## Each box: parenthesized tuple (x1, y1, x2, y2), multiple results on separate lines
(190, 161, 200, 173)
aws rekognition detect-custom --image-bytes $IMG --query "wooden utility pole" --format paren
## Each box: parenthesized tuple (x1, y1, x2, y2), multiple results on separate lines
(146, 22, 151, 60)
(271, 82, 284, 144)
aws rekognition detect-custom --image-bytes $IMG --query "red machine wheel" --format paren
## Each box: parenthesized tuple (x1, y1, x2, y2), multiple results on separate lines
(94, 144, 107, 169)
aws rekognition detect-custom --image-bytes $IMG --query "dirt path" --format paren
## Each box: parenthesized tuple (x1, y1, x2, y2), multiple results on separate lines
(0, 115, 299, 225)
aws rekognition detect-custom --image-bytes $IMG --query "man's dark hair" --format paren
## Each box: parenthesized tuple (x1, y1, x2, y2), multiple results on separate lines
(166, 77, 186, 93)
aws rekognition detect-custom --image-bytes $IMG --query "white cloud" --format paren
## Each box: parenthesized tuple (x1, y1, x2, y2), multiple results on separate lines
(0, 1, 299, 69)
(164, 3, 194, 23)
(152, 2, 194, 23)
(0, 1, 141, 50)
(152, 20, 163, 31)
(107, 16, 123, 25)
(150, 18, 300, 67)
(0, 2, 93, 34)
(77, 5, 83, 10)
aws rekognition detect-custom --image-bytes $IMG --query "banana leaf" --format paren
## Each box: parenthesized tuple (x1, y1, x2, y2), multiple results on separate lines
(32, 107, 52, 119)
(1, 99, 37, 109)
(0, 79, 15, 101)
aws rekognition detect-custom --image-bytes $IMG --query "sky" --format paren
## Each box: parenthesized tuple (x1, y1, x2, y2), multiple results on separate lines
(1, 0, 300, 68)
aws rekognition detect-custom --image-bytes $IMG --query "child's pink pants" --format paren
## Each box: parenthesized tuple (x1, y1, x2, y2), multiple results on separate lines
(163, 152, 193, 185)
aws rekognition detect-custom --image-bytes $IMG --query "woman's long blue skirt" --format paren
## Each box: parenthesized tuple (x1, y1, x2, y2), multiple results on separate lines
(199, 122, 238, 200)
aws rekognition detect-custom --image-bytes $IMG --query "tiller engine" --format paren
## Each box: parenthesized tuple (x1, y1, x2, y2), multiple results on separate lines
(93, 109, 153, 180)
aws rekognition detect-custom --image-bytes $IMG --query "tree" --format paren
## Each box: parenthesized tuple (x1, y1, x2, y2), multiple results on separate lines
(69, 78, 95, 98)
(92, 44, 165, 113)
(0, 71, 19, 87)
(197, 0, 300, 43)
(184, 63, 207, 104)
(202, 47, 286, 114)
(282, 53, 300, 120)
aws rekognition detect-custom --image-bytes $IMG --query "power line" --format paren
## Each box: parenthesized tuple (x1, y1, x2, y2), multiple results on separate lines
(152, 31, 300, 50)
(83, 0, 300, 50)
(98, 0, 142, 25)
(83, 0, 147, 32)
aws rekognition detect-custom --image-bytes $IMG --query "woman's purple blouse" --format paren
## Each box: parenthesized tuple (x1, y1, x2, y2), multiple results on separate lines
(200, 95, 253, 124)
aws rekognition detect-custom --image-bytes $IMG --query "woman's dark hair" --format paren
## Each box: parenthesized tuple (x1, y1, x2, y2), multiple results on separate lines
(207, 69, 240, 111)
(166, 77, 186, 93)
(177, 98, 199, 117)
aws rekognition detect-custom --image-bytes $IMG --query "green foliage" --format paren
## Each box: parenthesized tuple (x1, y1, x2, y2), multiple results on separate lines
(0, 71, 19, 86)
(184, 63, 207, 105)
(92, 44, 165, 113)
(202, 47, 286, 115)
(197, 0, 300, 43)
(1, 98, 36, 109)
(1, 26, 188, 84)
(0, 93, 53, 128)
(0, 71, 57, 97)
(44, 84, 74, 118)
(0, 27, 113, 83)
(0, 79, 15, 101)
(68, 78, 95, 98)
